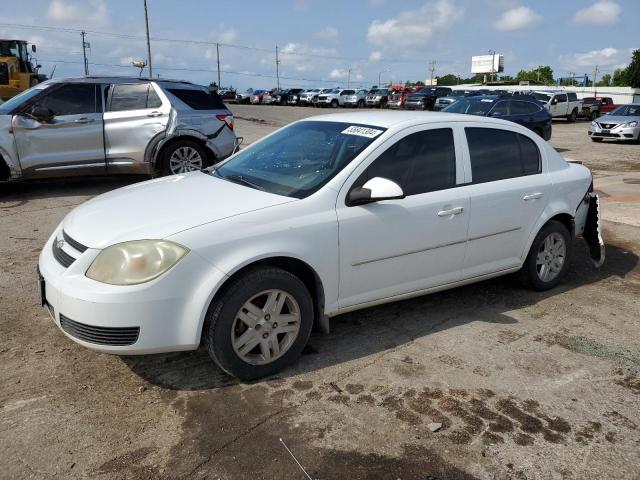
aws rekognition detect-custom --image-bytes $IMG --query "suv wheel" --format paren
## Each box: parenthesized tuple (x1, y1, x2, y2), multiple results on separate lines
(357, 99, 364, 109)
(204, 267, 314, 380)
(521, 221, 571, 291)
(161, 140, 209, 176)
(330, 99, 339, 108)
(567, 108, 578, 123)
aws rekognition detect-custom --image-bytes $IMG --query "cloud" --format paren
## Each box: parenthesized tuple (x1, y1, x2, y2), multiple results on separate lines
(573, 1, 621, 26)
(558, 47, 625, 70)
(369, 51, 382, 62)
(494, 6, 542, 31)
(219, 28, 238, 44)
(273, 42, 338, 72)
(314, 27, 338, 41)
(293, 0, 310, 11)
(368, 0, 385, 6)
(366, 0, 463, 49)
(329, 68, 364, 81)
(46, 0, 109, 27)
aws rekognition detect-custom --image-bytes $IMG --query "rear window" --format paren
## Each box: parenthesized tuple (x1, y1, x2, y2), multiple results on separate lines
(167, 88, 225, 110)
(109, 83, 160, 111)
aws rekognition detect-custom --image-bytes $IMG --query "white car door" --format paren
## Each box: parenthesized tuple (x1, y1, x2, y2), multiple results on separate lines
(336, 125, 469, 308)
(459, 124, 549, 278)
(550, 93, 568, 117)
(12, 82, 105, 177)
(103, 82, 170, 170)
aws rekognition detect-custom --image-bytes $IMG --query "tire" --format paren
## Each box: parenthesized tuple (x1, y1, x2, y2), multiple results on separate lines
(204, 267, 314, 380)
(521, 220, 571, 291)
(160, 139, 209, 176)
(590, 111, 599, 121)
(591, 137, 603, 142)
(330, 99, 338, 108)
(567, 109, 578, 123)
(357, 99, 364, 109)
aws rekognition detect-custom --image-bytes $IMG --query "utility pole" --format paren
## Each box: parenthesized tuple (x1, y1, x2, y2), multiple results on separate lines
(347, 66, 352, 88)
(593, 65, 599, 96)
(143, 0, 153, 78)
(216, 43, 221, 88)
(428, 60, 436, 86)
(81, 31, 89, 76)
(275, 45, 280, 90)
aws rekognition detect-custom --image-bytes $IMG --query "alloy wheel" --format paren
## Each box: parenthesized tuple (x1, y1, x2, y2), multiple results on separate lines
(169, 146, 203, 174)
(231, 289, 301, 365)
(536, 232, 566, 282)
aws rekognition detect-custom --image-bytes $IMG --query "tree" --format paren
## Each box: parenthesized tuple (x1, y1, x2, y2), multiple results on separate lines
(596, 73, 611, 87)
(626, 49, 640, 88)
(499, 75, 514, 82)
(436, 74, 460, 86)
(515, 66, 554, 84)
(612, 67, 628, 86)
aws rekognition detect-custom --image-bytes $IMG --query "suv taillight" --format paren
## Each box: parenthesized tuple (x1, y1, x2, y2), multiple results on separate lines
(216, 114, 234, 130)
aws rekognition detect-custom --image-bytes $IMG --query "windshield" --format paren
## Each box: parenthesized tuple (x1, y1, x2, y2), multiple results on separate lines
(531, 92, 551, 102)
(376, 89, 388, 95)
(582, 97, 597, 104)
(609, 104, 640, 116)
(0, 84, 48, 114)
(215, 121, 385, 199)
(442, 98, 494, 115)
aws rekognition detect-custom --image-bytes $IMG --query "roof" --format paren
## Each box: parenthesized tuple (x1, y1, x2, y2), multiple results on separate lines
(299, 111, 513, 129)
(46, 76, 197, 86)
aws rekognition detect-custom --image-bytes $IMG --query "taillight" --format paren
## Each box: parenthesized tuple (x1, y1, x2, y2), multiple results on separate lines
(217, 114, 234, 130)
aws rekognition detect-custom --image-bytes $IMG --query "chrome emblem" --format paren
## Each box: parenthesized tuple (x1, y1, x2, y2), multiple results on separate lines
(57, 239, 65, 249)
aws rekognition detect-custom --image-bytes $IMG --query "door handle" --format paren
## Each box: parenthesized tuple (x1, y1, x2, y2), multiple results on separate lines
(437, 206, 464, 217)
(74, 117, 95, 124)
(147, 111, 162, 117)
(523, 192, 543, 201)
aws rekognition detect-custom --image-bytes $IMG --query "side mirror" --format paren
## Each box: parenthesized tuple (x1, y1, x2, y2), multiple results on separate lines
(551, 98, 558, 105)
(348, 177, 405, 206)
(28, 105, 54, 123)
(31, 45, 37, 53)
(490, 111, 503, 117)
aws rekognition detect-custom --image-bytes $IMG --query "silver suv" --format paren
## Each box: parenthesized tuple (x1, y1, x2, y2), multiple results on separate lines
(0, 77, 239, 181)
(342, 89, 368, 108)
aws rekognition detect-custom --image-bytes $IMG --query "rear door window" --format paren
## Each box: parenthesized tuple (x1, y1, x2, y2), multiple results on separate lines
(167, 88, 225, 110)
(555, 94, 567, 103)
(510, 101, 540, 115)
(109, 83, 159, 111)
(466, 127, 541, 183)
(567, 92, 577, 101)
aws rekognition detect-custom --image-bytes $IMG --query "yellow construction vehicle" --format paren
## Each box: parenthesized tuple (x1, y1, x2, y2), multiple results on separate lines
(0, 39, 46, 100)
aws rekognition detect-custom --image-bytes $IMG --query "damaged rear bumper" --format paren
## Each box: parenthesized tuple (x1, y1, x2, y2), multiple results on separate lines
(575, 190, 605, 267)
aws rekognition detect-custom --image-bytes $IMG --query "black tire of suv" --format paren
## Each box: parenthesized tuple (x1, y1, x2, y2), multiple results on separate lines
(357, 99, 364, 109)
(160, 140, 210, 176)
(590, 111, 599, 121)
(330, 99, 339, 108)
(567, 108, 578, 123)
(520, 220, 572, 291)
(204, 267, 314, 381)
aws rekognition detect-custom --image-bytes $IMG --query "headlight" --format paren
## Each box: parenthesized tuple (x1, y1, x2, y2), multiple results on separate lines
(86, 240, 188, 285)
(591, 121, 597, 126)
(622, 121, 638, 127)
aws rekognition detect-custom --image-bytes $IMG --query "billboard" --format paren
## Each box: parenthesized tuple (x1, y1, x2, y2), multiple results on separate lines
(471, 54, 504, 74)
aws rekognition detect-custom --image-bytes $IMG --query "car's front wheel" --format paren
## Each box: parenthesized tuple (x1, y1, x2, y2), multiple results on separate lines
(204, 267, 314, 380)
(521, 221, 571, 291)
(161, 140, 209, 176)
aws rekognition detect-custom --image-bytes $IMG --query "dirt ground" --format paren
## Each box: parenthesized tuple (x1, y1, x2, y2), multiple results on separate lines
(1, 106, 639, 480)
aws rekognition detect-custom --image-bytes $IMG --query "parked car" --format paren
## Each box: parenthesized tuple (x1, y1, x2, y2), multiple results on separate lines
(312, 88, 334, 107)
(531, 91, 582, 122)
(235, 89, 254, 104)
(387, 86, 410, 110)
(261, 89, 278, 104)
(217, 89, 237, 102)
(442, 95, 552, 140)
(366, 88, 390, 108)
(342, 89, 368, 108)
(433, 90, 473, 111)
(250, 89, 267, 104)
(298, 89, 319, 106)
(404, 86, 452, 110)
(579, 96, 618, 120)
(588, 103, 640, 143)
(0, 77, 238, 181)
(285, 88, 306, 106)
(316, 89, 356, 108)
(39, 111, 603, 380)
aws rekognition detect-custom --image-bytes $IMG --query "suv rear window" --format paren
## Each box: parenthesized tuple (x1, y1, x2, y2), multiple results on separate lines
(167, 88, 225, 110)
(109, 83, 161, 111)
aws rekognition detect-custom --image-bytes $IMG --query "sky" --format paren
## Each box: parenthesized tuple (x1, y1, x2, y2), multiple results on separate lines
(0, 0, 637, 90)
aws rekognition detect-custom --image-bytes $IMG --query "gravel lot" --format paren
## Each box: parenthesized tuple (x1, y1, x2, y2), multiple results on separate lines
(1, 106, 639, 479)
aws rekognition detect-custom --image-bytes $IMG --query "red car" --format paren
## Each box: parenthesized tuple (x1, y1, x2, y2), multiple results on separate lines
(580, 96, 618, 120)
(387, 85, 409, 109)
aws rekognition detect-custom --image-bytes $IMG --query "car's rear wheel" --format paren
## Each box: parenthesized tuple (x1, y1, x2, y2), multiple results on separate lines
(567, 108, 578, 123)
(204, 267, 314, 380)
(357, 99, 365, 109)
(521, 221, 571, 291)
(590, 111, 599, 121)
(330, 99, 339, 108)
(161, 140, 209, 176)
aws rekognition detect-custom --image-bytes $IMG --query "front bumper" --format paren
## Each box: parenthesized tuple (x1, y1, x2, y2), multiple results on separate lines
(38, 228, 227, 355)
(588, 124, 639, 141)
(387, 101, 403, 109)
(404, 102, 425, 110)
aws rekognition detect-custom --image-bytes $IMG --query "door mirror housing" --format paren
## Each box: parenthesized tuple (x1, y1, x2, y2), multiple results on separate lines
(28, 105, 54, 123)
(31, 44, 37, 53)
(490, 110, 503, 117)
(348, 177, 405, 206)
(551, 98, 558, 105)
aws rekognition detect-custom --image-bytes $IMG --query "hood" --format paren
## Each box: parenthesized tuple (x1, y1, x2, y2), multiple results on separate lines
(63, 172, 296, 249)
(596, 115, 639, 125)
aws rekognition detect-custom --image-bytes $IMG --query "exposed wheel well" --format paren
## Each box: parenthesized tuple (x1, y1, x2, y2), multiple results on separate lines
(547, 213, 575, 238)
(155, 135, 216, 168)
(201, 257, 326, 343)
(0, 154, 10, 181)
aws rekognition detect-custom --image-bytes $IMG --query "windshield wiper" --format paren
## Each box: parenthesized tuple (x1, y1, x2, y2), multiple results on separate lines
(222, 174, 265, 191)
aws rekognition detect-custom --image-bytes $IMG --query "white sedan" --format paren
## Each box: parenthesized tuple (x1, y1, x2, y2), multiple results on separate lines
(38, 112, 604, 380)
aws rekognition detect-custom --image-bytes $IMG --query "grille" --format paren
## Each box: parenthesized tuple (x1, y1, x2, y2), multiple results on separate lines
(60, 314, 140, 346)
(63, 231, 88, 253)
(52, 240, 76, 268)
(598, 123, 617, 129)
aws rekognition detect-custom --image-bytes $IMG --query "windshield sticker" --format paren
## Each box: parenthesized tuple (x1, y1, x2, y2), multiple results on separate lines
(341, 126, 384, 138)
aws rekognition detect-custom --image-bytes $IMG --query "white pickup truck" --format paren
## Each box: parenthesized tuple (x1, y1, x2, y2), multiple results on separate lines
(531, 91, 582, 122)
